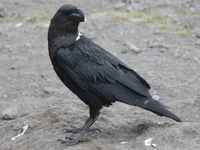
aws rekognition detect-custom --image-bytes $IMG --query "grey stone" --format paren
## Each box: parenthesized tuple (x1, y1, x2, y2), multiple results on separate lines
(44, 87, 54, 94)
(121, 49, 129, 54)
(195, 29, 200, 39)
(114, 2, 126, 10)
(24, 43, 32, 49)
(152, 95, 160, 101)
(2, 108, 18, 120)
(0, 3, 6, 18)
(125, 42, 141, 53)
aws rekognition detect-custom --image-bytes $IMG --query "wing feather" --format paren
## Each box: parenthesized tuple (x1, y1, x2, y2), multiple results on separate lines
(56, 36, 151, 102)
(53, 35, 181, 122)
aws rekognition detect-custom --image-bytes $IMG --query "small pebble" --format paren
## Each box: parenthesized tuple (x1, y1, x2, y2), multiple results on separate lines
(24, 43, 31, 49)
(0, 3, 7, 18)
(195, 30, 200, 39)
(44, 87, 54, 94)
(114, 2, 126, 9)
(152, 95, 160, 101)
(121, 49, 129, 54)
(15, 23, 22, 27)
(125, 42, 141, 53)
(2, 108, 18, 120)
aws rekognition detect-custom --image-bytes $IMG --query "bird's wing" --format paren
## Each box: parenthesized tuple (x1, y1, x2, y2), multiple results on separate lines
(55, 42, 182, 122)
(56, 38, 150, 100)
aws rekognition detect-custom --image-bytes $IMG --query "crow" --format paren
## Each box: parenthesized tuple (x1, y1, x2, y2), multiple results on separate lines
(48, 4, 181, 146)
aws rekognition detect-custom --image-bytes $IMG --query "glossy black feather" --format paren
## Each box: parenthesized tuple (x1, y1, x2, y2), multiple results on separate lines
(52, 35, 181, 122)
(48, 4, 181, 123)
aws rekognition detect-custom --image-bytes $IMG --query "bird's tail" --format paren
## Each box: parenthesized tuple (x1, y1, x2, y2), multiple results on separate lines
(142, 97, 181, 122)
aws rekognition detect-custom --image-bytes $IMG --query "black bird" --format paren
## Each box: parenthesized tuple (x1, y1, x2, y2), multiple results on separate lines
(48, 4, 181, 145)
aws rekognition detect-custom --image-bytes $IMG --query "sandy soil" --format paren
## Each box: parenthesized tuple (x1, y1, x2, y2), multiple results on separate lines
(0, 0, 200, 149)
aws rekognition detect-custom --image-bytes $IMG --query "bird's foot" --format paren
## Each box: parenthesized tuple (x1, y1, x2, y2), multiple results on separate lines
(57, 131, 101, 145)
(57, 136, 91, 146)
(57, 137, 79, 146)
(62, 126, 101, 134)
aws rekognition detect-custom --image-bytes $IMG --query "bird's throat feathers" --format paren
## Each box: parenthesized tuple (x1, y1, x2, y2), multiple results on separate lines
(48, 32, 79, 59)
(76, 32, 82, 41)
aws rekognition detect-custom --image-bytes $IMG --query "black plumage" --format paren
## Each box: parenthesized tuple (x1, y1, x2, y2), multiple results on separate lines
(48, 4, 181, 145)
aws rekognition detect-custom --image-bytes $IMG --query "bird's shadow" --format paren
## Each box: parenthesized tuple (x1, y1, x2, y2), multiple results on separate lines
(98, 121, 175, 143)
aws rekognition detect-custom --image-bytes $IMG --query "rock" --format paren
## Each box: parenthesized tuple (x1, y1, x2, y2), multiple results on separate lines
(30, 82, 39, 88)
(2, 108, 18, 120)
(195, 29, 200, 39)
(114, 2, 126, 10)
(125, 42, 141, 53)
(11, 66, 16, 70)
(121, 49, 129, 54)
(154, 30, 162, 34)
(189, 7, 196, 12)
(15, 23, 22, 27)
(152, 95, 160, 101)
(0, 28, 3, 35)
(24, 43, 31, 49)
(148, 41, 168, 49)
(41, 73, 45, 77)
(7, 37, 12, 41)
(0, 3, 6, 18)
(44, 87, 55, 94)
(195, 39, 200, 45)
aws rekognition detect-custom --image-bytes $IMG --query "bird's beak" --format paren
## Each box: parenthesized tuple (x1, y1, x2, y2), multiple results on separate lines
(69, 8, 86, 22)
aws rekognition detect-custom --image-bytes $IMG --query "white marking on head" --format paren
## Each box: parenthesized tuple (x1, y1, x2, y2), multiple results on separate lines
(76, 32, 82, 41)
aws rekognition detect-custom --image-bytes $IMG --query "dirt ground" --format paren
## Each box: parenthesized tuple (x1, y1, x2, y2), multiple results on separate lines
(0, 0, 200, 149)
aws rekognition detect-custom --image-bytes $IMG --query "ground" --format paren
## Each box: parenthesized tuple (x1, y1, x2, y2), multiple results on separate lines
(0, 0, 200, 150)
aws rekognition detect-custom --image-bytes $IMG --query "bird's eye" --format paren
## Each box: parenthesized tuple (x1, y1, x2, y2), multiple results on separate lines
(64, 11, 70, 16)
(74, 8, 79, 14)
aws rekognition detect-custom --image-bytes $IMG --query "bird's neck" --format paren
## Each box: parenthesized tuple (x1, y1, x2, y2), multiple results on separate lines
(48, 21, 81, 59)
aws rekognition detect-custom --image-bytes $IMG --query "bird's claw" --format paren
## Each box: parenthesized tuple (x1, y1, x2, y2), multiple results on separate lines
(57, 136, 91, 145)
(65, 136, 91, 142)
(65, 136, 74, 140)
(57, 138, 79, 146)
(93, 128, 101, 134)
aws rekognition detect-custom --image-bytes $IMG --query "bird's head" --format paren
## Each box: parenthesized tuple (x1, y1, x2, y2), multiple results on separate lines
(53, 4, 86, 23)
(49, 4, 86, 35)
(48, 4, 86, 59)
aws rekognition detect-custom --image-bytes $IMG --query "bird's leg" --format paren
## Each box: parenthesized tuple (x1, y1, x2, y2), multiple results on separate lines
(62, 126, 82, 134)
(62, 117, 101, 134)
(57, 115, 99, 146)
(61, 119, 90, 134)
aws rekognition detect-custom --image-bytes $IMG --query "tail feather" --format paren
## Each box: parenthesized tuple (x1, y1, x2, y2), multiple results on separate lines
(91, 80, 181, 122)
(143, 98, 181, 122)
(115, 92, 182, 122)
